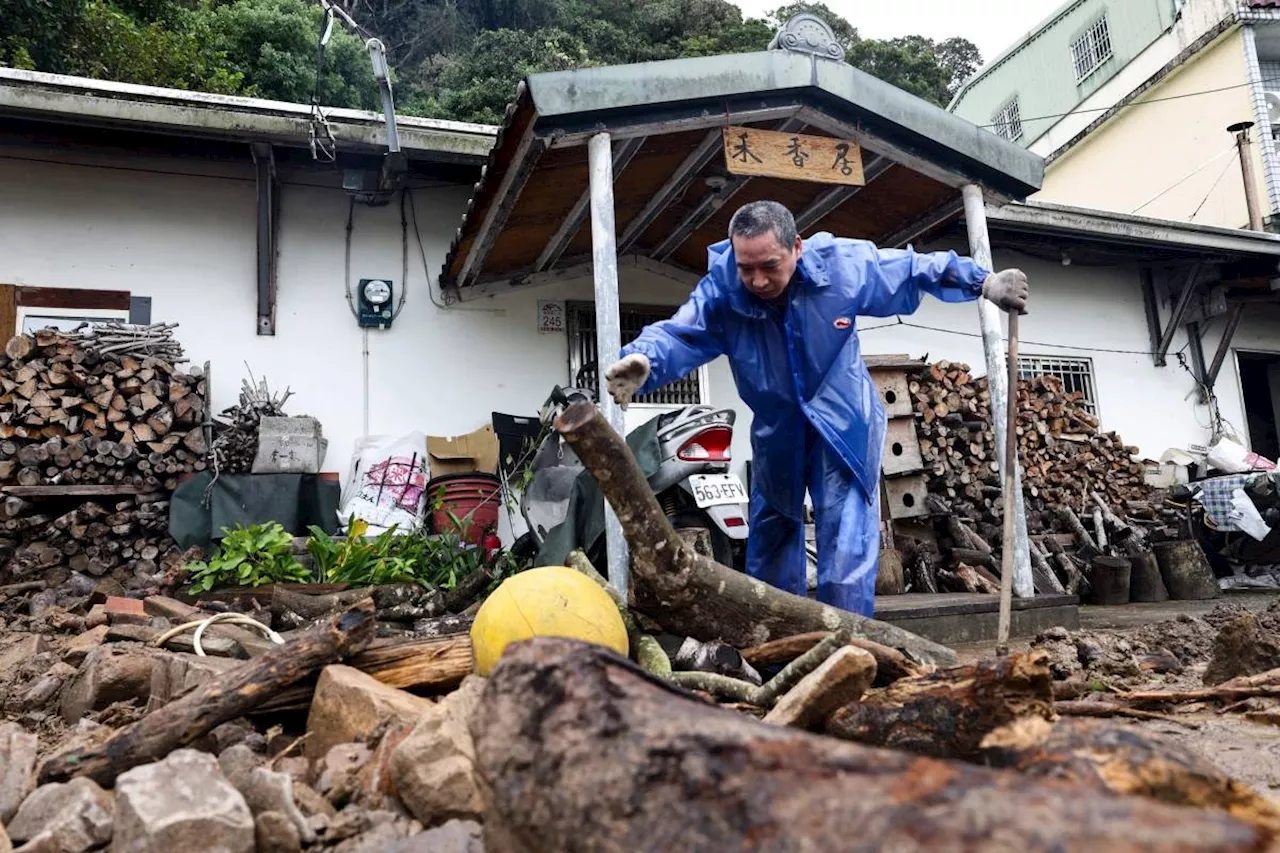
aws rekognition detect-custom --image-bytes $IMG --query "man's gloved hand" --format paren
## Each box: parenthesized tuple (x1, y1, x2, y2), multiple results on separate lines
(982, 269, 1029, 314)
(604, 353, 651, 407)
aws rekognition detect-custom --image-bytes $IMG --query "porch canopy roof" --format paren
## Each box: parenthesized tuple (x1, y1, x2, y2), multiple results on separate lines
(440, 37, 1046, 299)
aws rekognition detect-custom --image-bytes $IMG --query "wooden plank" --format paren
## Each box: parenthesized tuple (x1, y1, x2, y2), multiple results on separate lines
(1, 484, 148, 497)
(0, 284, 15, 346)
(722, 126, 865, 186)
(14, 286, 131, 311)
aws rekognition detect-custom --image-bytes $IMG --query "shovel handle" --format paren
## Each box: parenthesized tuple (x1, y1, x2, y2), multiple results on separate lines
(996, 311, 1020, 656)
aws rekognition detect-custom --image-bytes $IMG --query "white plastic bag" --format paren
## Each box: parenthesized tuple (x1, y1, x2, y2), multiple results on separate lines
(1206, 437, 1276, 474)
(339, 432, 430, 530)
(1229, 488, 1273, 542)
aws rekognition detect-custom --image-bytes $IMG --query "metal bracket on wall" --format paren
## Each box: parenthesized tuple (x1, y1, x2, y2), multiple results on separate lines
(1152, 263, 1204, 367)
(251, 143, 279, 336)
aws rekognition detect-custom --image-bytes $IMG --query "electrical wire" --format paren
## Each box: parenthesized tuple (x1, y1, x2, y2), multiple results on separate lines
(977, 80, 1256, 130)
(1132, 145, 1238, 214)
(1190, 149, 1242, 222)
(343, 197, 359, 319)
(407, 185, 454, 310)
(858, 316, 1167, 356)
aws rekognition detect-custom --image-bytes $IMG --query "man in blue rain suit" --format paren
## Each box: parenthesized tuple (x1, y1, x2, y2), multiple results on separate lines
(604, 200, 1028, 618)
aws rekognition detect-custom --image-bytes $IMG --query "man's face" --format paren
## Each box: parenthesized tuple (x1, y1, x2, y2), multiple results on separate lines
(733, 231, 802, 301)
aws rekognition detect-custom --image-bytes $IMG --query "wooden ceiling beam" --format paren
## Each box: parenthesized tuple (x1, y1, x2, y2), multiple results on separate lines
(535, 136, 646, 273)
(793, 155, 892, 233)
(617, 130, 722, 256)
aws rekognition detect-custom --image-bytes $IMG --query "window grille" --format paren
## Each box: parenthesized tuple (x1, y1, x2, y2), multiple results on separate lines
(566, 302, 704, 405)
(1072, 15, 1113, 83)
(991, 98, 1023, 142)
(1018, 355, 1098, 416)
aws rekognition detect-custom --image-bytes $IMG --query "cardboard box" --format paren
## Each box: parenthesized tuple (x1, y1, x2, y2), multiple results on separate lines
(427, 425, 501, 477)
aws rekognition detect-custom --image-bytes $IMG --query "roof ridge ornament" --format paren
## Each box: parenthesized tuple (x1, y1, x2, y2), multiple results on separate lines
(769, 13, 846, 63)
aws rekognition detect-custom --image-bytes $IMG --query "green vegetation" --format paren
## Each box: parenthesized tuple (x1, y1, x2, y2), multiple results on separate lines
(3, 0, 981, 123)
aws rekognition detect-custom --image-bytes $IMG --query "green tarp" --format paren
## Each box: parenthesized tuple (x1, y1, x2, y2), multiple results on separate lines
(169, 471, 341, 551)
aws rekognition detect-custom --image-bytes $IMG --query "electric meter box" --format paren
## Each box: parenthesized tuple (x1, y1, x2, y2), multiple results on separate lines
(358, 279, 394, 328)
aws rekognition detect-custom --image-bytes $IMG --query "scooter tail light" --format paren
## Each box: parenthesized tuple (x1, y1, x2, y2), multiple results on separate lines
(677, 426, 733, 462)
(724, 516, 746, 528)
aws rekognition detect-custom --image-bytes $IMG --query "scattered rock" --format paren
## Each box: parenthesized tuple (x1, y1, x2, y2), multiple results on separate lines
(316, 744, 371, 809)
(272, 756, 311, 786)
(88, 579, 125, 606)
(0, 636, 48, 675)
(17, 663, 76, 713)
(304, 665, 434, 760)
(113, 749, 254, 853)
(59, 645, 155, 723)
(0, 723, 38, 823)
(0, 822, 10, 853)
(391, 676, 485, 827)
(148, 653, 240, 711)
(6, 777, 112, 853)
(1204, 608, 1280, 686)
(356, 723, 414, 809)
(210, 721, 261, 755)
(35, 720, 113, 785)
(60, 627, 109, 667)
(255, 811, 302, 853)
(388, 820, 484, 853)
(83, 606, 108, 630)
(238, 767, 314, 844)
(292, 782, 337, 820)
(218, 744, 264, 792)
(763, 646, 877, 729)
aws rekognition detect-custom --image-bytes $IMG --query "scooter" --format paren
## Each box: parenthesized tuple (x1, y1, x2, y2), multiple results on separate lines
(518, 384, 750, 568)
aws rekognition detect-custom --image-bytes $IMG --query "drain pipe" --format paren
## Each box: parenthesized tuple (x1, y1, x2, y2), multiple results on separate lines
(1230, 121, 1265, 231)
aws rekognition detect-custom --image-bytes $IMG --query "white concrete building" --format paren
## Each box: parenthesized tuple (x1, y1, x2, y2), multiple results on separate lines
(4, 60, 1280, 541)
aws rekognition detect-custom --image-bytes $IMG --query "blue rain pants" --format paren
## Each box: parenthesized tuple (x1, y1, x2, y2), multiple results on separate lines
(747, 425, 880, 615)
(621, 232, 989, 616)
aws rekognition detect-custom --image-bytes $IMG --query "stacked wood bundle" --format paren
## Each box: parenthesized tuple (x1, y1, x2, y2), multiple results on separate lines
(0, 329, 208, 486)
(913, 361, 1150, 527)
(1, 492, 179, 584)
(211, 372, 292, 474)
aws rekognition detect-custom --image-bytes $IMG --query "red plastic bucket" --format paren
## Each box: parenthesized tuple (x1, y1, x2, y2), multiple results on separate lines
(428, 473, 502, 544)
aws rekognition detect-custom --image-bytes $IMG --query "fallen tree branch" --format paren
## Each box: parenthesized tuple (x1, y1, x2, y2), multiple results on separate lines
(554, 402, 956, 667)
(1055, 700, 1200, 728)
(824, 650, 1055, 761)
(38, 599, 376, 786)
(472, 638, 1270, 852)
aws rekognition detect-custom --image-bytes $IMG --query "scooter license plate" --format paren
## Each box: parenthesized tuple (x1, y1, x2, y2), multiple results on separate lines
(689, 474, 748, 508)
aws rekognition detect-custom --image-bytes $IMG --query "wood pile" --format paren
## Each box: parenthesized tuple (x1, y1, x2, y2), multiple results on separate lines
(211, 372, 292, 474)
(0, 329, 208, 487)
(0, 493, 177, 585)
(913, 361, 1148, 527)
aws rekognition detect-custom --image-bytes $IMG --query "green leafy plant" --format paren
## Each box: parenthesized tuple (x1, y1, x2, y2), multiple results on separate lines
(187, 521, 311, 594)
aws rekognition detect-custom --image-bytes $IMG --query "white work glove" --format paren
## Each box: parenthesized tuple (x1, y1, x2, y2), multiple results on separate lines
(604, 353, 651, 407)
(982, 269, 1029, 314)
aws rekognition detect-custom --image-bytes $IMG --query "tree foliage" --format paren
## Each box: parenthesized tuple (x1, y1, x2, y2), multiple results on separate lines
(2, 0, 982, 123)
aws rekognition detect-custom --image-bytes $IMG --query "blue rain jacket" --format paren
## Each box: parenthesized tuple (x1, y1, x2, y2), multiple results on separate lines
(621, 233, 990, 510)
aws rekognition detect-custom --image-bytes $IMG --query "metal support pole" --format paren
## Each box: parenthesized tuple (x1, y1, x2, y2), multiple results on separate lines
(1231, 122, 1264, 231)
(961, 185, 1034, 599)
(588, 132, 630, 599)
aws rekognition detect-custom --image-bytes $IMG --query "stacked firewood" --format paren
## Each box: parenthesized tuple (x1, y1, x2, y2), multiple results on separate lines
(1, 492, 179, 585)
(211, 372, 293, 474)
(0, 329, 208, 486)
(913, 361, 1150, 527)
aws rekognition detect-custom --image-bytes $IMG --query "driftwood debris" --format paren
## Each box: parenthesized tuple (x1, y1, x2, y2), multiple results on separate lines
(38, 599, 376, 786)
(824, 650, 1055, 761)
(981, 717, 1280, 840)
(554, 401, 956, 667)
(471, 638, 1269, 853)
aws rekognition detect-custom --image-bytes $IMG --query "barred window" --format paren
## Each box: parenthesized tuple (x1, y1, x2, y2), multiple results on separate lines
(1018, 355, 1098, 415)
(566, 302, 705, 405)
(991, 98, 1023, 143)
(1071, 15, 1113, 83)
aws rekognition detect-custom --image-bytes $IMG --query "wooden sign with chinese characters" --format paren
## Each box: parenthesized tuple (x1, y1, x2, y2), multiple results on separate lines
(721, 126, 865, 186)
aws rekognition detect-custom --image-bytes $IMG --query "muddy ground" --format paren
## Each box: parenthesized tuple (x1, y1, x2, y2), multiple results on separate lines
(957, 591, 1280, 795)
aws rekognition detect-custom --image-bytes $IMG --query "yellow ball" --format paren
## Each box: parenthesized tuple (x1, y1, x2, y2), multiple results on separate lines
(470, 565, 629, 675)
